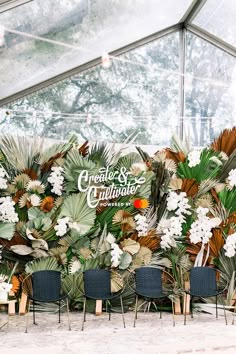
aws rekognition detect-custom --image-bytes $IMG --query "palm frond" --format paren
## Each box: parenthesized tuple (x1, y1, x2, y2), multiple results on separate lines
(170, 133, 191, 155)
(39, 135, 77, 165)
(115, 152, 142, 171)
(0, 136, 43, 172)
(177, 149, 222, 183)
(218, 187, 236, 212)
(60, 193, 96, 234)
(25, 256, 62, 274)
(211, 127, 236, 156)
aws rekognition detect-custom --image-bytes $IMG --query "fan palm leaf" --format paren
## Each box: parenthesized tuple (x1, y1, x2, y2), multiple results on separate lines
(25, 256, 62, 274)
(218, 187, 236, 212)
(115, 152, 142, 171)
(177, 149, 222, 183)
(60, 193, 96, 234)
(0, 136, 43, 172)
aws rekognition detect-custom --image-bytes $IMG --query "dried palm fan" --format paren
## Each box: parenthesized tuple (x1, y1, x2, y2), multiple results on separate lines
(211, 127, 236, 156)
(78, 140, 89, 157)
(209, 228, 225, 258)
(130, 230, 160, 251)
(181, 178, 199, 197)
(164, 148, 186, 163)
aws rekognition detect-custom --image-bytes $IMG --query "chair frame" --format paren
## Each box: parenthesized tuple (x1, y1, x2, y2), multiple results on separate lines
(22, 270, 71, 332)
(81, 269, 126, 331)
(128, 266, 175, 327)
(184, 266, 227, 325)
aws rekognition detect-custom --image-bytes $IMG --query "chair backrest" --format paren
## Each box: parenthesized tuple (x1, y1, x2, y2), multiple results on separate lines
(190, 267, 217, 297)
(83, 269, 111, 299)
(32, 270, 61, 301)
(135, 267, 162, 297)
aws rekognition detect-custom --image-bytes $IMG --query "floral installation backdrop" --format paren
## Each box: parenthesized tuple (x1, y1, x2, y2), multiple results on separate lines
(1, 128, 236, 312)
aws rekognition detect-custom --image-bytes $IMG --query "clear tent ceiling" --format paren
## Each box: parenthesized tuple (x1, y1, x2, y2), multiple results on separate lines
(0, 0, 236, 105)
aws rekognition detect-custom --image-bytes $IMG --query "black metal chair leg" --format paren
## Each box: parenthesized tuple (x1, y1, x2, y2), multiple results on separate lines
(33, 301, 36, 324)
(108, 301, 111, 321)
(59, 300, 61, 323)
(134, 295, 138, 327)
(160, 300, 162, 319)
(190, 297, 193, 318)
(120, 296, 126, 328)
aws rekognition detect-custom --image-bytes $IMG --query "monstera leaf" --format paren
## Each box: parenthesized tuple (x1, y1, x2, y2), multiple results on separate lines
(60, 193, 96, 235)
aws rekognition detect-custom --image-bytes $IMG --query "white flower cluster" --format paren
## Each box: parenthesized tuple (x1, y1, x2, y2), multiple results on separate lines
(223, 233, 236, 257)
(158, 217, 182, 249)
(111, 243, 123, 267)
(167, 191, 191, 221)
(157, 191, 191, 250)
(48, 167, 64, 196)
(228, 169, 236, 188)
(187, 150, 201, 168)
(0, 167, 8, 190)
(0, 196, 19, 223)
(134, 214, 148, 236)
(54, 217, 82, 237)
(189, 207, 221, 244)
(54, 217, 70, 237)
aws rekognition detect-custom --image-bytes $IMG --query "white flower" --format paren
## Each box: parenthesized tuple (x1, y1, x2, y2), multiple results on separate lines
(48, 167, 64, 196)
(188, 150, 201, 167)
(54, 217, 70, 237)
(228, 169, 236, 188)
(111, 243, 123, 267)
(29, 194, 41, 207)
(106, 232, 116, 244)
(0, 196, 18, 223)
(134, 214, 148, 236)
(189, 207, 221, 245)
(0, 167, 8, 190)
(223, 233, 236, 257)
(68, 221, 81, 233)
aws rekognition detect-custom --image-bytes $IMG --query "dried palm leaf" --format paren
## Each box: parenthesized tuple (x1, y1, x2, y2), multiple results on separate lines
(195, 194, 214, 209)
(121, 238, 140, 255)
(211, 127, 236, 156)
(79, 247, 92, 259)
(23, 168, 38, 180)
(197, 179, 218, 197)
(111, 270, 124, 292)
(12, 173, 30, 189)
(169, 178, 183, 191)
(131, 247, 152, 267)
(40, 152, 65, 173)
(209, 228, 224, 257)
(11, 275, 20, 294)
(181, 178, 198, 197)
(40, 196, 54, 212)
(165, 148, 186, 164)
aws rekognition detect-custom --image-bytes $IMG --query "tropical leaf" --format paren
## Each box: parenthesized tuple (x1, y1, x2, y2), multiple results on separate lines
(218, 187, 236, 212)
(60, 193, 96, 234)
(181, 178, 199, 197)
(115, 152, 142, 171)
(0, 223, 16, 241)
(170, 133, 191, 155)
(177, 149, 222, 183)
(0, 135, 43, 171)
(39, 135, 77, 166)
(64, 149, 97, 192)
(25, 256, 62, 274)
(119, 252, 132, 270)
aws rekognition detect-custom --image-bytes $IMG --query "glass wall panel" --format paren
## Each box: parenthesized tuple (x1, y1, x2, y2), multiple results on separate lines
(193, 0, 236, 47)
(184, 32, 236, 146)
(5, 33, 180, 147)
(0, 0, 192, 100)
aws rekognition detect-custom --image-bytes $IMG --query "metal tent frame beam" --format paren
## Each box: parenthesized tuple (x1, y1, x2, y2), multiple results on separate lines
(1, 0, 236, 107)
(0, 0, 32, 14)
